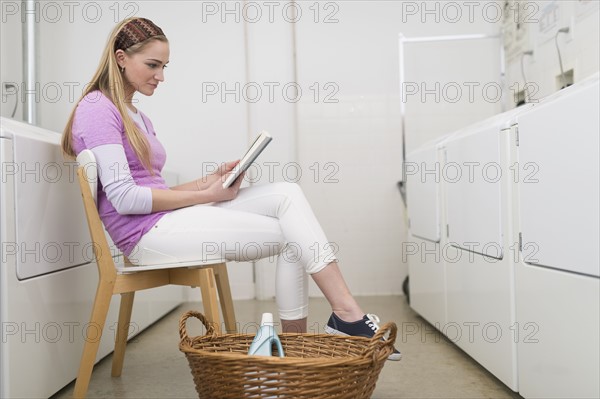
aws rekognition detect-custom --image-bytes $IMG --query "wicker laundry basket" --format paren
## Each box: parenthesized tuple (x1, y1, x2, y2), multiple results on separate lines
(179, 311, 397, 399)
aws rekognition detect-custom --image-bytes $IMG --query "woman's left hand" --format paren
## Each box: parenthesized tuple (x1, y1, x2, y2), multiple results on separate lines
(197, 160, 240, 190)
(215, 160, 240, 177)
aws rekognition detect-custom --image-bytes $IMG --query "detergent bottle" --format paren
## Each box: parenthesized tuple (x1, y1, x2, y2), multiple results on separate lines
(248, 313, 285, 357)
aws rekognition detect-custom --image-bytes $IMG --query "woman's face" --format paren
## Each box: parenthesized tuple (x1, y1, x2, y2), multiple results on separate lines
(118, 40, 170, 97)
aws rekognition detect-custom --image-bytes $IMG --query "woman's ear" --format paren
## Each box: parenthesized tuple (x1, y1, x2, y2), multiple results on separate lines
(115, 49, 126, 68)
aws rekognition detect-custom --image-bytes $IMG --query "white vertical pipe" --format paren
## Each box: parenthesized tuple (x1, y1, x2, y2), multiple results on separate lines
(398, 33, 407, 182)
(22, 0, 37, 124)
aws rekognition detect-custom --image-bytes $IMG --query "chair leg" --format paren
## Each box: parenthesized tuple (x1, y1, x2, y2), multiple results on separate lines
(198, 267, 222, 334)
(73, 281, 114, 399)
(212, 263, 237, 333)
(111, 292, 135, 377)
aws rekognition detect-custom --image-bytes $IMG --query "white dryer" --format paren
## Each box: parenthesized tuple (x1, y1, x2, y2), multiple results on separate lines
(406, 137, 450, 327)
(0, 117, 184, 398)
(512, 73, 600, 399)
(440, 104, 534, 391)
(405, 72, 599, 397)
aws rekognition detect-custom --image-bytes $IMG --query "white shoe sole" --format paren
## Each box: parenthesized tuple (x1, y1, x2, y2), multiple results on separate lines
(324, 326, 347, 336)
(325, 326, 402, 361)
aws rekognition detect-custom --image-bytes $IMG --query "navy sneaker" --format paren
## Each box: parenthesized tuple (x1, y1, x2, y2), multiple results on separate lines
(325, 313, 402, 361)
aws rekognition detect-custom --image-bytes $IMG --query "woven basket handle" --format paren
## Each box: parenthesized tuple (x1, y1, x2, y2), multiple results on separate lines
(179, 310, 217, 343)
(364, 322, 397, 357)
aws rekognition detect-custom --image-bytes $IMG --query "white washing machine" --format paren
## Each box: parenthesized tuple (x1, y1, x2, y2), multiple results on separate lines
(0, 117, 184, 398)
(512, 73, 600, 398)
(407, 105, 534, 391)
(406, 137, 450, 327)
(405, 72, 599, 396)
(440, 105, 533, 391)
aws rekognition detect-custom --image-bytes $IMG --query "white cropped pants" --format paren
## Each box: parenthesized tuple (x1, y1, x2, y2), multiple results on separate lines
(131, 182, 337, 320)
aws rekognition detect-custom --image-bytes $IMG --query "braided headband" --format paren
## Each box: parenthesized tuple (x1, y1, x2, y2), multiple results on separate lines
(114, 18, 165, 51)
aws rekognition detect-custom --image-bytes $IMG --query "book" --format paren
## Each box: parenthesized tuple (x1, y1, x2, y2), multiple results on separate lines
(222, 131, 273, 188)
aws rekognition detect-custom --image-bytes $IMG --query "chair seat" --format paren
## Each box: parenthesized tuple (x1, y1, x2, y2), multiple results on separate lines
(115, 258, 228, 273)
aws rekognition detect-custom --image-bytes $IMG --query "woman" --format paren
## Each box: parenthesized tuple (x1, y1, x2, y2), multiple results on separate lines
(62, 17, 400, 360)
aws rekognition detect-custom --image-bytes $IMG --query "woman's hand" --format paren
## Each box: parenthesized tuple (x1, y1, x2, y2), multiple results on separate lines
(205, 170, 245, 202)
(196, 160, 240, 190)
(216, 160, 240, 177)
(151, 168, 245, 212)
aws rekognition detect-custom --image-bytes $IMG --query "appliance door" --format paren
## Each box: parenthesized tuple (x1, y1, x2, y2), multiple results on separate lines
(406, 145, 442, 243)
(517, 79, 599, 277)
(12, 133, 97, 279)
(406, 144, 448, 326)
(445, 126, 504, 259)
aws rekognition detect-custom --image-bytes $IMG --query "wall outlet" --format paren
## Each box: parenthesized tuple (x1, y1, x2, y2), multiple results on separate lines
(514, 89, 527, 107)
(556, 69, 575, 90)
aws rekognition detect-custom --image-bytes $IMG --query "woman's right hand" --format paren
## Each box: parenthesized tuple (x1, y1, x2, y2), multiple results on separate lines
(151, 168, 245, 212)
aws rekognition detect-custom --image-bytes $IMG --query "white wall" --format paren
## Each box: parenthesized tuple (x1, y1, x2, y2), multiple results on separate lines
(1, 1, 255, 299)
(0, 1, 23, 120)
(294, 1, 504, 296)
(136, 1, 256, 300)
(504, 0, 600, 104)
(2, 0, 597, 300)
(295, 3, 405, 296)
(399, 2, 504, 154)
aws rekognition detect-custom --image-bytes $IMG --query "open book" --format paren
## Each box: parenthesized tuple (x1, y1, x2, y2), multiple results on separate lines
(222, 131, 273, 188)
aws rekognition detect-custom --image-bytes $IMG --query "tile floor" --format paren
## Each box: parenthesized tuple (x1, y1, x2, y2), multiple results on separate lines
(52, 296, 523, 398)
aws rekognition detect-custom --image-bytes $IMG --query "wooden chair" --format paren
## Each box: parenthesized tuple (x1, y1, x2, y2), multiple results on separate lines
(73, 149, 236, 398)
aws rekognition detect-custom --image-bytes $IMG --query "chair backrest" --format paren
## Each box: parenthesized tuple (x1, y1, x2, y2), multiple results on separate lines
(76, 149, 98, 204)
(75, 149, 117, 278)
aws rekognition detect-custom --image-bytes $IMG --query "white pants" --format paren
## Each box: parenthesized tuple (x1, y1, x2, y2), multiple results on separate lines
(131, 182, 337, 320)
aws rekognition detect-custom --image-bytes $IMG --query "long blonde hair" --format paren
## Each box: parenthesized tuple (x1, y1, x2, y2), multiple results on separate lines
(62, 17, 167, 172)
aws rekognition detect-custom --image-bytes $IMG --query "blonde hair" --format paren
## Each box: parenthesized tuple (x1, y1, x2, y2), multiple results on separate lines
(61, 17, 168, 172)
